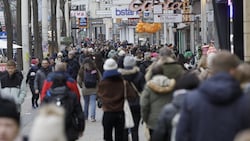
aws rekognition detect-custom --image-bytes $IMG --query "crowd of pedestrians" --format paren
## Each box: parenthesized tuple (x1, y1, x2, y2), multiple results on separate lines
(1, 39, 250, 141)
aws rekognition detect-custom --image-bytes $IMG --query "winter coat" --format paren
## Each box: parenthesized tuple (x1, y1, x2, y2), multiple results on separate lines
(34, 67, 52, 92)
(26, 65, 39, 85)
(152, 89, 187, 141)
(145, 57, 184, 81)
(66, 58, 80, 80)
(40, 72, 81, 102)
(139, 60, 152, 75)
(140, 75, 175, 129)
(0, 71, 26, 111)
(97, 75, 137, 112)
(118, 66, 146, 113)
(176, 72, 250, 141)
(77, 60, 102, 96)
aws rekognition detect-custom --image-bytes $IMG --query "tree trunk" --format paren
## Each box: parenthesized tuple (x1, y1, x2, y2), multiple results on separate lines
(51, 0, 58, 53)
(16, 0, 23, 70)
(3, 0, 13, 60)
(60, 0, 66, 37)
(32, 0, 43, 60)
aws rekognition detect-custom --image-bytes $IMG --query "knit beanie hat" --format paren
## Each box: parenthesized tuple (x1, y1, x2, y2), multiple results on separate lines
(103, 58, 118, 71)
(0, 97, 20, 125)
(31, 59, 38, 65)
(123, 56, 136, 68)
(108, 50, 117, 58)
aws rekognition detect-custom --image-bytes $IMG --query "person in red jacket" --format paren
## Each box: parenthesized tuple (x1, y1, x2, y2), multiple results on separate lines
(40, 62, 80, 102)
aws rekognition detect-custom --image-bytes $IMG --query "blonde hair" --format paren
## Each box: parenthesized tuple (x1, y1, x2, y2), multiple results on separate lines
(210, 51, 240, 74)
(235, 63, 250, 84)
(234, 130, 250, 141)
(29, 105, 67, 141)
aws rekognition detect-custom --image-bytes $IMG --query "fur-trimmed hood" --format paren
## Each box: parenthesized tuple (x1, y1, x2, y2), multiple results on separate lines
(118, 66, 140, 75)
(147, 75, 175, 94)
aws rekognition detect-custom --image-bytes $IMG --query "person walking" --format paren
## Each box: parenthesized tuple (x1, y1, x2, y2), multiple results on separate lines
(0, 97, 21, 141)
(118, 55, 145, 141)
(78, 58, 101, 122)
(34, 58, 52, 107)
(140, 64, 175, 139)
(176, 51, 250, 141)
(26, 59, 39, 109)
(0, 60, 26, 113)
(98, 58, 137, 141)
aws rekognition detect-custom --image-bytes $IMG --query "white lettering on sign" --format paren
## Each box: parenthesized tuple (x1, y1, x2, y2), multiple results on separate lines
(70, 11, 87, 18)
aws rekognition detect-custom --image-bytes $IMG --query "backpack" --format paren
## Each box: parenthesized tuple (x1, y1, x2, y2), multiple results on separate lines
(43, 84, 84, 140)
(84, 69, 98, 88)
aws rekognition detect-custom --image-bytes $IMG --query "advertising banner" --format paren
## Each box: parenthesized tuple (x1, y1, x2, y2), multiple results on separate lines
(112, 6, 139, 18)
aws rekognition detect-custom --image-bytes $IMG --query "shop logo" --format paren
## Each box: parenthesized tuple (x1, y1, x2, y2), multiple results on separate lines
(115, 8, 138, 16)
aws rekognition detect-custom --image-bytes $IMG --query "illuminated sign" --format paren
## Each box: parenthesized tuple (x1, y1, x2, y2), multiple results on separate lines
(112, 6, 139, 18)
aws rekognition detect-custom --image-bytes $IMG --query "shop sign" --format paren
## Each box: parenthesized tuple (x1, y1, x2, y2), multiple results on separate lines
(71, 11, 87, 18)
(154, 14, 182, 23)
(129, 0, 190, 12)
(112, 6, 139, 18)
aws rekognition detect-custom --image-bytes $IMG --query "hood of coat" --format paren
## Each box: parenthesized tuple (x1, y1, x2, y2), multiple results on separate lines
(118, 66, 140, 75)
(147, 75, 175, 94)
(199, 72, 242, 105)
(172, 89, 188, 109)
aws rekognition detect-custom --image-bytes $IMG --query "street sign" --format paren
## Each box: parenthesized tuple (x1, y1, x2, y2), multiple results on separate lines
(154, 14, 182, 23)
(142, 11, 154, 23)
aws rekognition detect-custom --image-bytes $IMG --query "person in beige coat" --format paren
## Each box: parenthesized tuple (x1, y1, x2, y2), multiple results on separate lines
(78, 58, 101, 122)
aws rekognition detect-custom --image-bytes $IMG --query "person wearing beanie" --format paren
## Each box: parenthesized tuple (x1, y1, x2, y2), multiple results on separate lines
(118, 56, 146, 141)
(26, 58, 39, 109)
(29, 105, 67, 141)
(0, 60, 26, 113)
(98, 58, 137, 141)
(0, 97, 20, 141)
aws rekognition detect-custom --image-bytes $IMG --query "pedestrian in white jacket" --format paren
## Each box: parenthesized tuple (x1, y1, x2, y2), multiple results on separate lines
(0, 60, 26, 112)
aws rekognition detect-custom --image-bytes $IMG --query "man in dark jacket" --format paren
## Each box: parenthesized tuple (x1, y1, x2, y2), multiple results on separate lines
(176, 51, 250, 141)
(65, 50, 80, 80)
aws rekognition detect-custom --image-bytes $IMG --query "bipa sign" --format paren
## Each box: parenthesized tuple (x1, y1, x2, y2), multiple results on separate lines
(111, 6, 139, 18)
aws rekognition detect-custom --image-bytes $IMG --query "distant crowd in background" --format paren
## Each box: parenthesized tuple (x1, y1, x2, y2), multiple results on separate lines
(1, 38, 250, 141)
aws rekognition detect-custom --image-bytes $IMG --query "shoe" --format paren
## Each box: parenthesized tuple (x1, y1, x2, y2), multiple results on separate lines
(32, 105, 36, 109)
(90, 118, 96, 122)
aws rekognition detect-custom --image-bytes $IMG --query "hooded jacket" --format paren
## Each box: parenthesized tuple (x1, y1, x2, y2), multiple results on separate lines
(152, 89, 187, 141)
(140, 75, 175, 129)
(176, 72, 250, 141)
(118, 66, 146, 113)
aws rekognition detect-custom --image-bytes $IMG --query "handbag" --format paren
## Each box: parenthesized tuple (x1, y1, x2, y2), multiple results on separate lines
(123, 80, 135, 128)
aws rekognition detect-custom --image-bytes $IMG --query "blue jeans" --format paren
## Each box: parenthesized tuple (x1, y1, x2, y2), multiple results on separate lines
(83, 94, 96, 119)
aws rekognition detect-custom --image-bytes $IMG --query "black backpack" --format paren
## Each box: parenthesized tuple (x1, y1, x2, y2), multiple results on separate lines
(43, 76, 85, 141)
(84, 69, 98, 88)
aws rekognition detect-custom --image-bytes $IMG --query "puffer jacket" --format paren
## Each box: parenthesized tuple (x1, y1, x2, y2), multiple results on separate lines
(145, 57, 184, 81)
(152, 89, 188, 141)
(0, 71, 26, 111)
(140, 75, 175, 129)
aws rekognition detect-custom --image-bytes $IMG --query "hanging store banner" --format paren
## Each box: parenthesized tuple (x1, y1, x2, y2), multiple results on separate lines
(112, 6, 139, 18)
(154, 14, 182, 23)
